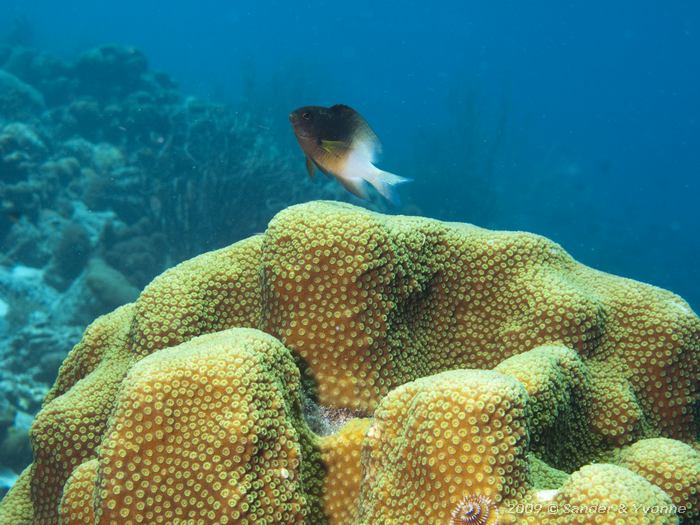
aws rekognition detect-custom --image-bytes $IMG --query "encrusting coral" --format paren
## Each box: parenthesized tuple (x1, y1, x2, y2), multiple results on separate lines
(319, 418, 371, 524)
(90, 328, 317, 524)
(59, 459, 98, 524)
(0, 201, 698, 524)
(614, 438, 700, 522)
(355, 369, 531, 524)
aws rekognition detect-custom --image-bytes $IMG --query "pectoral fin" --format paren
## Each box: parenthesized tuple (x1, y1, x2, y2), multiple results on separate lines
(305, 156, 315, 178)
(320, 140, 349, 156)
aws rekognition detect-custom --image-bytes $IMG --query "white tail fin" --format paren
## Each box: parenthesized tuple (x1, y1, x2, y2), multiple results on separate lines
(364, 168, 411, 205)
(338, 142, 411, 204)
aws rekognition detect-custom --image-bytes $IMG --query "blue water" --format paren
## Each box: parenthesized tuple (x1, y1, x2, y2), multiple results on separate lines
(2, 0, 699, 309)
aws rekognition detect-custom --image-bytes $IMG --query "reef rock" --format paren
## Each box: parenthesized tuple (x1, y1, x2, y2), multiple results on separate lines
(83, 258, 140, 311)
(73, 44, 148, 100)
(0, 122, 47, 184)
(0, 70, 45, 121)
(0, 201, 698, 524)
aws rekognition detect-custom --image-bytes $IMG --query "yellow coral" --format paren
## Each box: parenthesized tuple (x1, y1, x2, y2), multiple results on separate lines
(0, 201, 698, 524)
(30, 304, 135, 523)
(531, 464, 680, 525)
(96, 328, 314, 524)
(0, 465, 33, 524)
(494, 344, 594, 470)
(527, 455, 569, 490)
(356, 370, 530, 524)
(318, 418, 371, 524)
(616, 438, 700, 522)
(261, 202, 698, 434)
(130, 236, 263, 357)
(59, 459, 98, 524)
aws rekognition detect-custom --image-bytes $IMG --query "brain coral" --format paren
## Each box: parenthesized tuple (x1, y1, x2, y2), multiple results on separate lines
(0, 200, 698, 524)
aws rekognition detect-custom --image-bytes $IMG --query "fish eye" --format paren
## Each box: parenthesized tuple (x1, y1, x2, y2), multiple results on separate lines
(302, 112, 312, 120)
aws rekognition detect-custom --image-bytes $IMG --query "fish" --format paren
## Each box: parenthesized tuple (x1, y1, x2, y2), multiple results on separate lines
(289, 104, 410, 204)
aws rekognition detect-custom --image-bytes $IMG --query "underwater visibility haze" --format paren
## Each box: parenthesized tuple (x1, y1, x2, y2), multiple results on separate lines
(0, 1, 698, 523)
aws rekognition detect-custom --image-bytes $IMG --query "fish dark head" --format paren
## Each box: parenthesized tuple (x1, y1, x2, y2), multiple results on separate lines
(289, 106, 327, 140)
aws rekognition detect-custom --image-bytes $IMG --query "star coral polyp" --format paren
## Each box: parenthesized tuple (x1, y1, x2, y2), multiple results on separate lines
(0, 201, 698, 524)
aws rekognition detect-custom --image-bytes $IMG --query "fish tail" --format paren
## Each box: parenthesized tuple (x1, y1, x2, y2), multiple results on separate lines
(365, 167, 411, 205)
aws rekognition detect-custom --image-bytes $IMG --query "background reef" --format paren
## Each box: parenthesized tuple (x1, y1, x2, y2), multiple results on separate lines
(0, 42, 371, 492)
